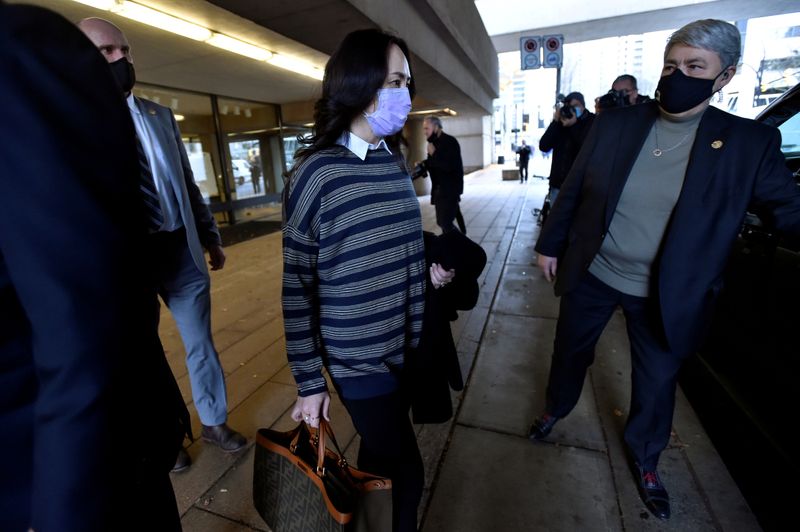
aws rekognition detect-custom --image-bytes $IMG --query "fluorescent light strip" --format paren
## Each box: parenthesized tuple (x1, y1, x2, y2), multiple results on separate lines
(408, 108, 458, 116)
(207, 33, 273, 61)
(112, 1, 211, 41)
(268, 54, 324, 81)
(70, 0, 322, 80)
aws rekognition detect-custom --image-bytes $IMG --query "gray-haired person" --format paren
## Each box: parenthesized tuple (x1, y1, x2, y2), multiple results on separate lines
(423, 116, 467, 234)
(529, 19, 800, 520)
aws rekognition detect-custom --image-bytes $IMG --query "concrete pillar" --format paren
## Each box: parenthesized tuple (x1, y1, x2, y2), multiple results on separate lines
(439, 115, 492, 173)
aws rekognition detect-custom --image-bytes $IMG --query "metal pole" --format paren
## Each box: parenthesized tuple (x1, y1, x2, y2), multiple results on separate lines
(555, 66, 562, 103)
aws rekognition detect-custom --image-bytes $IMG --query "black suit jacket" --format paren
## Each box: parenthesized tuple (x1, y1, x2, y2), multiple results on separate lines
(427, 131, 464, 198)
(535, 101, 800, 356)
(0, 5, 186, 531)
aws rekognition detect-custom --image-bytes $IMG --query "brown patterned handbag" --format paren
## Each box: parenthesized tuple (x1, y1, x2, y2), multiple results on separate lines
(253, 419, 392, 532)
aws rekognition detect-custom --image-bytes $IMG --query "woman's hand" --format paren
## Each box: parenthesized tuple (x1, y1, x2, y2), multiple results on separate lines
(290, 391, 331, 428)
(430, 262, 455, 289)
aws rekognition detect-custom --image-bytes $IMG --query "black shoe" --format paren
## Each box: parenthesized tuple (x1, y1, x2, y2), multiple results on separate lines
(201, 423, 247, 452)
(171, 448, 191, 473)
(528, 413, 558, 441)
(633, 464, 670, 520)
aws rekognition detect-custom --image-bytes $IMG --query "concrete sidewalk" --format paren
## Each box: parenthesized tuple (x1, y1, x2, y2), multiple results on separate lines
(161, 162, 760, 531)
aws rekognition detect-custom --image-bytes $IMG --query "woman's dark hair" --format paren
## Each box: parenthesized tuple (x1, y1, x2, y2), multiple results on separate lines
(291, 29, 415, 171)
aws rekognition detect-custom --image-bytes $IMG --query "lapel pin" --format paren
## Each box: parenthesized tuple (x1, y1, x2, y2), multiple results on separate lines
(711, 140, 723, 149)
(149, 109, 157, 115)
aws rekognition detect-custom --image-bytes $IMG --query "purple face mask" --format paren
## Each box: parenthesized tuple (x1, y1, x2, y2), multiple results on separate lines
(364, 88, 412, 137)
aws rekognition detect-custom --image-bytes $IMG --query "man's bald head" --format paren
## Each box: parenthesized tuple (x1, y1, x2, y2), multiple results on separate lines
(78, 17, 131, 64)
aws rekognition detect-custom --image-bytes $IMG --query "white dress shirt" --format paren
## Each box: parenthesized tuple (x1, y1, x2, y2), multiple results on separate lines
(337, 131, 392, 160)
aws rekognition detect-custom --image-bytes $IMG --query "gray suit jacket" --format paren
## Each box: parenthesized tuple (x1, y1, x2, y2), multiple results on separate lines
(135, 96, 221, 276)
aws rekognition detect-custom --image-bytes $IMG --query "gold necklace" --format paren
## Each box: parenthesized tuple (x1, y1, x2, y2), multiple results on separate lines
(652, 123, 692, 157)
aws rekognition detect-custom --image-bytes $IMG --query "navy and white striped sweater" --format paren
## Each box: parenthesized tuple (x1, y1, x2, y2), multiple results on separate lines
(282, 145, 426, 399)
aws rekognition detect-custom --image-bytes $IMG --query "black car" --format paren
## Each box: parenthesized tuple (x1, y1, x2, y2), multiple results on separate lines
(680, 83, 800, 531)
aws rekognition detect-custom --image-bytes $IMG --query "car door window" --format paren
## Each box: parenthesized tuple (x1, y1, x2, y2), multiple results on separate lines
(778, 111, 800, 158)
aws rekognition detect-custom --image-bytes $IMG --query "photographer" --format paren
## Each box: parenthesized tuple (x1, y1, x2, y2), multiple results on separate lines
(538, 91, 595, 207)
(597, 74, 651, 112)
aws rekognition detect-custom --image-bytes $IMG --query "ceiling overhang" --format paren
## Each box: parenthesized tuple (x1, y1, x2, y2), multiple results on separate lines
(490, 0, 800, 53)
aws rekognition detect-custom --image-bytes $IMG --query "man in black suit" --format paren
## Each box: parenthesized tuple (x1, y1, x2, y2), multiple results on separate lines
(424, 116, 467, 234)
(529, 19, 800, 520)
(516, 139, 532, 183)
(0, 4, 186, 530)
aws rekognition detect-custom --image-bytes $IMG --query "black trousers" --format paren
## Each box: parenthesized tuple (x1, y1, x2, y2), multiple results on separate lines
(545, 273, 688, 470)
(435, 195, 466, 234)
(519, 161, 529, 182)
(341, 391, 424, 532)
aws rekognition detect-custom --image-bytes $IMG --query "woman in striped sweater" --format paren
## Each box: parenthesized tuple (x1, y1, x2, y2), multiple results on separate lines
(281, 29, 454, 531)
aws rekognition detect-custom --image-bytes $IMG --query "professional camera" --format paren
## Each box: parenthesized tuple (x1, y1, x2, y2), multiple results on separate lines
(596, 89, 630, 110)
(411, 161, 428, 179)
(558, 103, 574, 120)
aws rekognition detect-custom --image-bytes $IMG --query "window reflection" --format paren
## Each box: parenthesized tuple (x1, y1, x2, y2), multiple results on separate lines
(218, 97, 283, 201)
(281, 129, 311, 172)
(132, 85, 224, 205)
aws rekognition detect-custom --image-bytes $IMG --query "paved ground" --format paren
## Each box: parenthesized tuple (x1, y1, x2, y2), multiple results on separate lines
(160, 157, 761, 531)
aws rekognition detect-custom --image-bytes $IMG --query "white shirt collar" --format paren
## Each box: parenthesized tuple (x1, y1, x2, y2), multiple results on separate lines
(336, 131, 392, 161)
(126, 93, 140, 115)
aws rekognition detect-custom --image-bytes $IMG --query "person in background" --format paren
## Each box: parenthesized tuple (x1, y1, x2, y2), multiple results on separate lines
(613, 74, 650, 105)
(597, 74, 652, 114)
(1, 4, 187, 530)
(529, 19, 800, 520)
(538, 91, 595, 207)
(249, 151, 262, 194)
(282, 29, 454, 532)
(423, 116, 467, 234)
(78, 18, 245, 472)
(516, 139, 533, 183)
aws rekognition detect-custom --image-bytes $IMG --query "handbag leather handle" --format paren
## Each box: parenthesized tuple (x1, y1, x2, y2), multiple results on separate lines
(313, 419, 346, 475)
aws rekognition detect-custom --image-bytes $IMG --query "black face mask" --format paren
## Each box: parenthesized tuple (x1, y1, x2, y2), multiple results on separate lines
(655, 67, 724, 114)
(426, 130, 438, 143)
(109, 57, 136, 95)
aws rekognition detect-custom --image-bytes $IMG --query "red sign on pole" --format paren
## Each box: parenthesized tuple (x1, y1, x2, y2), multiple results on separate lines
(520, 36, 541, 70)
(543, 34, 563, 68)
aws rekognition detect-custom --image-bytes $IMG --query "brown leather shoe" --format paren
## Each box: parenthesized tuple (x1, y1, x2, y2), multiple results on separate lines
(171, 448, 191, 473)
(201, 423, 246, 452)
